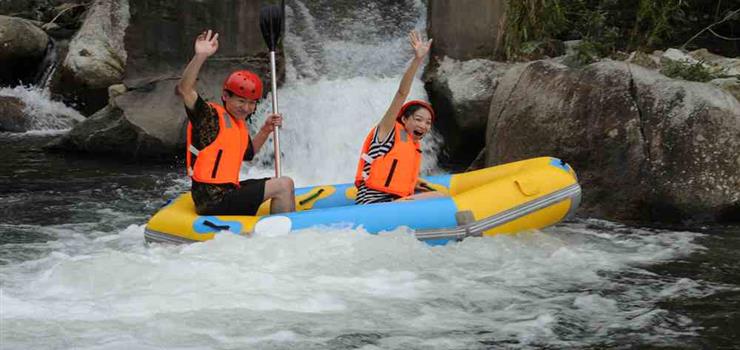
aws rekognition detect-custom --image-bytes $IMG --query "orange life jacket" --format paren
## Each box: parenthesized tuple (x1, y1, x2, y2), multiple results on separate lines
(354, 122, 421, 197)
(186, 102, 249, 185)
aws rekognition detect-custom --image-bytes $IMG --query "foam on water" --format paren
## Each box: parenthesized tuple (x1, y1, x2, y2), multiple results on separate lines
(0, 221, 709, 349)
(0, 86, 84, 131)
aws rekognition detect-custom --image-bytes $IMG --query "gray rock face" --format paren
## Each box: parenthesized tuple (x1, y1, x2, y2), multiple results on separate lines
(424, 56, 511, 168)
(124, 0, 268, 78)
(427, 0, 506, 60)
(50, 0, 130, 115)
(0, 96, 29, 132)
(0, 15, 50, 86)
(485, 59, 740, 223)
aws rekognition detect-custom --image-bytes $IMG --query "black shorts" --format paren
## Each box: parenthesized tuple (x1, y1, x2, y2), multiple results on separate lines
(197, 178, 269, 216)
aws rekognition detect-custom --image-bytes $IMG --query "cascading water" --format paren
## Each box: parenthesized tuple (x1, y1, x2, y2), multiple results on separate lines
(0, 1, 738, 349)
(246, 0, 441, 186)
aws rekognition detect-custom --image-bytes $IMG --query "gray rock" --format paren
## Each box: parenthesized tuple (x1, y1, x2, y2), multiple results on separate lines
(0, 15, 50, 85)
(690, 48, 740, 76)
(428, 0, 507, 60)
(0, 96, 29, 132)
(485, 59, 740, 223)
(424, 56, 511, 167)
(710, 78, 740, 101)
(51, 77, 182, 158)
(48, 104, 142, 156)
(49, 0, 130, 115)
(627, 51, 660, 70)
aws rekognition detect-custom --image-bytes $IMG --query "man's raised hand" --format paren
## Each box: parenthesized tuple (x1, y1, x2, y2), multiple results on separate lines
(195, 29, 219, 57)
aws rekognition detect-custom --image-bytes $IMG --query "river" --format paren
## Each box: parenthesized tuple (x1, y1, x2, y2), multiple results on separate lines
(1, 0, 739, 349)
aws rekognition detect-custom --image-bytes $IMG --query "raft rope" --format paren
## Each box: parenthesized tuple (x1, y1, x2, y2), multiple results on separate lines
(414, 183, 582, 242)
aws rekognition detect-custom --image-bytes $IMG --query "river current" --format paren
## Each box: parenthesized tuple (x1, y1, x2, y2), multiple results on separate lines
(1, 1, 739, 349)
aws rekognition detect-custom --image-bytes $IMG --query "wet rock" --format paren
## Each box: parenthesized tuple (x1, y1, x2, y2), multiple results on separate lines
(0, 96, 30, 132)
(484, 59, 740, 224)
(0, 15, 50, 86)
(48, 104, 142, 156)
(49, 0, 130, 115)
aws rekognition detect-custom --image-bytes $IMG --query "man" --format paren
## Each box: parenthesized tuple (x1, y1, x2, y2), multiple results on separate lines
(177, 29, 295, 215)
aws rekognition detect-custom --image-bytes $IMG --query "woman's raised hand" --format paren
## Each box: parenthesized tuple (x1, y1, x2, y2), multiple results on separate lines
(409, 30, 432, 60)
(195, 29, 219, 57)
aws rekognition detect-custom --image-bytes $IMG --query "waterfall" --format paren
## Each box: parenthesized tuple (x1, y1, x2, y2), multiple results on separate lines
(34, 38, 59, 89)
(246, 0, 443, 186)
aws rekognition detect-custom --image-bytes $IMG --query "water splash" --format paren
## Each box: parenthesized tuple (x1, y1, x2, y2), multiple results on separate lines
(0, 85, 84, 132)
(0, 221, 710, 349)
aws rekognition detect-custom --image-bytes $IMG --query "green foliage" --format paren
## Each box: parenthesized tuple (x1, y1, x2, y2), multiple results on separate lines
(660, 60, 720, 82)
(503, 0, 566, 61)
(630, 0, 687, 49)
(501, 0, 736, 61)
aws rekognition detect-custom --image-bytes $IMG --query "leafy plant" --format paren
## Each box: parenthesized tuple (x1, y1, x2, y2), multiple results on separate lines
(500, 0, 736, 62)
(660, 60, 719, 82)
(503, 0, 567, 60)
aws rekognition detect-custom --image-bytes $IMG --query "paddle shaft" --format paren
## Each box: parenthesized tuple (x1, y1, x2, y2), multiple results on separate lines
(269, 50, 281, 178)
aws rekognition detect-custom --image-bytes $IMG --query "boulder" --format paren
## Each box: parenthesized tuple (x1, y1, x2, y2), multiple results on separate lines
(49, 0, 130, 115)
(0, 15, 50, 86)
(0, 96, 29, 132)
(50, 76, 182, 158)
(424, 56, 511, 168)
(485, 59, 740, 223)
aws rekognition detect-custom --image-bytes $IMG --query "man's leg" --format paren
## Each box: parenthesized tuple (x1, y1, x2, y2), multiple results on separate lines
(263, 176, 295, 213)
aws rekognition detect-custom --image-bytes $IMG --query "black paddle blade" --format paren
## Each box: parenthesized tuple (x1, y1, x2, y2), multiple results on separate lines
(259, 1, 284, 51)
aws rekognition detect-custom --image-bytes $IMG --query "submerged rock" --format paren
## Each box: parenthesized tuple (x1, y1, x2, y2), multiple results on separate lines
(0, 96, 29, 132)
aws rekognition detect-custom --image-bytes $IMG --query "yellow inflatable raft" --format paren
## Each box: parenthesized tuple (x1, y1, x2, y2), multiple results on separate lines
(145, 157, 581, 245)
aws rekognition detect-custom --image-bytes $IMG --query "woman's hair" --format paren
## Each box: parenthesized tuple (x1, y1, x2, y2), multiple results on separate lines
(399, 104, 429, 124)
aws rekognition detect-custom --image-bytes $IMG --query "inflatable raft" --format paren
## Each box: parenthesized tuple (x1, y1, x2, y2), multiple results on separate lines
(145, 157, 581, 245)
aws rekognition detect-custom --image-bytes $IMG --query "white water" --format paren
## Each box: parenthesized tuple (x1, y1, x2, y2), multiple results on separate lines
(0, 86, 84, 132)
(0, 221, 708, 349)
(244, 0, 441, 186)
(0, 1, 716, 349)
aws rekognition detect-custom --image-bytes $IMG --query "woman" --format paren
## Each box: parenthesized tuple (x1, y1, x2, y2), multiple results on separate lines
(354, 31, 444, 204)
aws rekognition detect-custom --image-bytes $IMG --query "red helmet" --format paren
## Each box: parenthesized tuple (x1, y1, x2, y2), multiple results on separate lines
(223, 70, 263, 100)
(396, 100, 435, 124)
